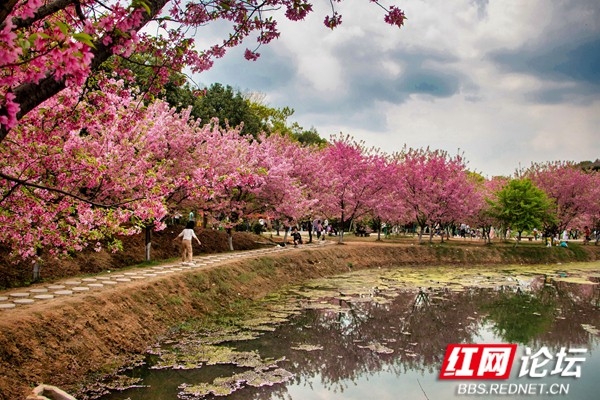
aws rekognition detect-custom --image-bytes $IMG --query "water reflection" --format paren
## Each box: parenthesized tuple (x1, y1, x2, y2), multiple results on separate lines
(93, 266, 600, 400)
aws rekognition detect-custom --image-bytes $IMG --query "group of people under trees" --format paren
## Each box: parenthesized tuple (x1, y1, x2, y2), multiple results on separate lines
(288, 219, 335, 247)
(172, 209, 600, 262)
(554, 226, 596, 247)
(172, 213, 338, 259)
(446, 222, 600, 246)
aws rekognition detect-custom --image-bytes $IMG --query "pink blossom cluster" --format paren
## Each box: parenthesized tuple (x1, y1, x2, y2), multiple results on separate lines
(284, 0, 314, 21)
(324, 12, 342, 29)
(523, 162, 600, 233)
(384, 6, 407, 28)
(0, 0, 406, 133)
(1, 79, 599, 262)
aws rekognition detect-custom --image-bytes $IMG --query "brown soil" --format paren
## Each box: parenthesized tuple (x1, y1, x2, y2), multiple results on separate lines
(1, 238, 599, 400)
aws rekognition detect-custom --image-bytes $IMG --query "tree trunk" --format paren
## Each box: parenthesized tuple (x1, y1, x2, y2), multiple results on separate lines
(417, 225, 424, 243)
(0, 0, 20, 25)
(483, 226, 491, 244)
(226, 228, 234, 251)
(32, 260, 41, 281)
(338, 211, 345, 244)
(514, 230, 523, 247)
(145, 225, 152, 261)
(282, 229, 289, 246)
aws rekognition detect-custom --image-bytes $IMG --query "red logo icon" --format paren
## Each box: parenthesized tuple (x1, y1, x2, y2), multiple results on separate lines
(439, 344, 517, 380)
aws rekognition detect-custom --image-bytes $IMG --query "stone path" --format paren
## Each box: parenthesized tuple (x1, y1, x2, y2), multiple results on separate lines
(0, 244, 327, 311)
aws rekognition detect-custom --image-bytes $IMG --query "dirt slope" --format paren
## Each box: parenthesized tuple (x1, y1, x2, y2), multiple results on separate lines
(1, 241, 599, 399)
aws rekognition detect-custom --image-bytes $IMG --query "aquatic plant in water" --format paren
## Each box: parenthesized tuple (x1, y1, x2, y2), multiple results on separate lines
(178, 367, 294, 398)
(151, 343, 268, 370)
(290, 343, 324, 351)
(357, 342, 395, 354)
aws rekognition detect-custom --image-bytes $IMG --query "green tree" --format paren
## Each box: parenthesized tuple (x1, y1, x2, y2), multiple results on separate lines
(191, 83, 264, 137)
(487, 178, 555, 243)
(576, 159, 600, 172)
(245, 93, 327, 146)
(163, 81, 198, 113)
(246, 92, 294, 135)
(292, 127, 328, 147)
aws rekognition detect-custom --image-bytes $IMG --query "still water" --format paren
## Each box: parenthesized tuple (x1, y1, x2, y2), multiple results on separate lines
(92, 264, 600, 400)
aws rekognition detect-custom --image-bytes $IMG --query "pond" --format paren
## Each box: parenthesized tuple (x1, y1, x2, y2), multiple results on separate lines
(89, 263, 600, 400)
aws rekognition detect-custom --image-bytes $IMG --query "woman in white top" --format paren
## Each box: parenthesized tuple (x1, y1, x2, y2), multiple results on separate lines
(175, 221, 201, 262)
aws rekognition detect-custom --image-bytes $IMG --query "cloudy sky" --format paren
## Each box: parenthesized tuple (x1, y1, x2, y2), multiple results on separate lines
(192, 0, 599, 177)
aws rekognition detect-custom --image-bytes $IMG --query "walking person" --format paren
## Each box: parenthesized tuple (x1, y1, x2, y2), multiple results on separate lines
(316, 220, 323, 240)
(583, 226, 591, 245)
(175, 221, 201, 263)
(188, 210, 196, 228)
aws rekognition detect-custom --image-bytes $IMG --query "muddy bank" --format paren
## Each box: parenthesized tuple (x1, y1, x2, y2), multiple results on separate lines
(1, 243, 599, 399)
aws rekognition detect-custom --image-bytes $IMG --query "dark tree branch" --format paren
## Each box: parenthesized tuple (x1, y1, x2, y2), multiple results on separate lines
(0, 0, 19, 27)
(11, 0, 76, 29)
(0, 0, 169, 144)
(0, 171, 144, 208)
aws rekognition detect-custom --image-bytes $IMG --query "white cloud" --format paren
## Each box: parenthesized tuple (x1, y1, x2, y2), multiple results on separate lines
(194, 0, 600, 177)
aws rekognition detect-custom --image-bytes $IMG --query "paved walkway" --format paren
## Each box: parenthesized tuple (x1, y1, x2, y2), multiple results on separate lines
(0, 243, 329, 311)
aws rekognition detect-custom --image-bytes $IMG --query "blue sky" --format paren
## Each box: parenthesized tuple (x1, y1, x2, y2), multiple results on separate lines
(192, 0, 600, 177)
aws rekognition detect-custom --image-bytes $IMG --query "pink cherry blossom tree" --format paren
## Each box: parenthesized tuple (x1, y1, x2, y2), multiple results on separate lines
(250, 133, 321, 244)
(523, 161, 600, 238)
(354, 152, 404, 241)
(318, 134, 390, 243)
(193, 130, 323, 249)
(190, 125, 266, 250)
(0, 0, 406, 141)
(0, 0, 407, 260)
(467, 175, 509, 244)
(0, 78, 209, 259)
(391, 147, 477, 243)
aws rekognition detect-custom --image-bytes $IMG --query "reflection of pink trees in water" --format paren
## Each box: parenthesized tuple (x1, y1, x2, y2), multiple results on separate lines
(532, 278, 600, 349)
(524, 273, 600, 347)
(241, 278, 599, 399)
(255, 288, 491, 395)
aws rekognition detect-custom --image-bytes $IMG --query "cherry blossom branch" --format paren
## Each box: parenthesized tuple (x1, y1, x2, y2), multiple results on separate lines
(0, 171, 144, 208)
(1, 0, 406, 145)
(1, 0, 170, 143)
(11, 0, 77, 30)
(0, 0, 19, 26)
